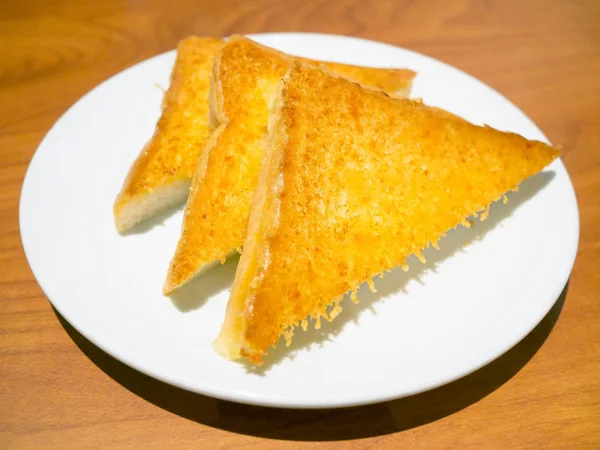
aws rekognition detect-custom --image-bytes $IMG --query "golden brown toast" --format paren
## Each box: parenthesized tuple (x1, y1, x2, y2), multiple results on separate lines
(163, 35, 416, 293)
(214, 62, 561, 363)
(114, 36, 223, 233)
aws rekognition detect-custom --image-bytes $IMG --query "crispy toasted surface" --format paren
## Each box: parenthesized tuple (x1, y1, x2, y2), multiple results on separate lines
(163, 120, 265, 293)
(215, 62, 561, 363)
(164, 35, 416, 292)
(114, 36, 223, 232)
(314, 60, 414, 97)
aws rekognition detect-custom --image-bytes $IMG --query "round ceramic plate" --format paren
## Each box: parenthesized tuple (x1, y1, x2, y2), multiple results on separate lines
(20, 33, 579, 408)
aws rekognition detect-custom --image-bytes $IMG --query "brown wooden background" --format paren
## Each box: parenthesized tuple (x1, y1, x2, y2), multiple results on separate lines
(1, 0, 599, 448)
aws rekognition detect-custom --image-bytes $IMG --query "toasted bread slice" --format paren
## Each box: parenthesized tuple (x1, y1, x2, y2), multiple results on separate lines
(214, 62, 560, 363)
(163, 35, 416, 293)
(114, 36, 223, 233)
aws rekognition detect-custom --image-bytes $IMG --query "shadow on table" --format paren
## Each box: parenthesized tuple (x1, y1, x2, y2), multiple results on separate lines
(53, 280, 568, 441)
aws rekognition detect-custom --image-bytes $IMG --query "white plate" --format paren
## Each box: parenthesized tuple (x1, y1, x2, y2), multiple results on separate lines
(20, 33, 579, 409)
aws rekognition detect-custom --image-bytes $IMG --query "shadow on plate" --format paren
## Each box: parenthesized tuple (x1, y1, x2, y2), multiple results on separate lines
(132, 172, 556, 372)
(54, 281, 568, 441)
(169, 254, 240, 312)
(248, 171, 555, 372)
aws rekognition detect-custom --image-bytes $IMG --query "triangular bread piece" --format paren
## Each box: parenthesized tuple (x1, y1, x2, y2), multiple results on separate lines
(163, 35, 416, 293)
(214, 62, 560, 363)
(114, 36, 223, 233)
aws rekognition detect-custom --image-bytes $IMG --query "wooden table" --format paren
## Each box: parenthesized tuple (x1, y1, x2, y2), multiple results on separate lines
(2, 0, 599, 447)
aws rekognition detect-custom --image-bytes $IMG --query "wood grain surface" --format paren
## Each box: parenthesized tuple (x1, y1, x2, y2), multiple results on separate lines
(1, 0, 599, 448)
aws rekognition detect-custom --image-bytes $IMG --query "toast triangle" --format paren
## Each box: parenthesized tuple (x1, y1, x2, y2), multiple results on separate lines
(214, 62, 560, 363)
(114, 36, 223, 233)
